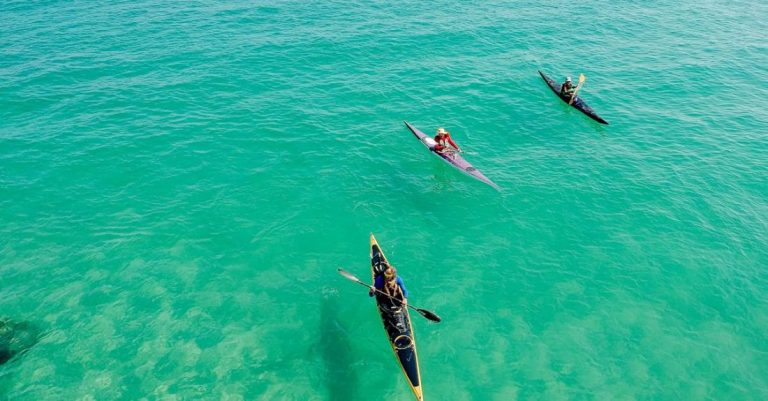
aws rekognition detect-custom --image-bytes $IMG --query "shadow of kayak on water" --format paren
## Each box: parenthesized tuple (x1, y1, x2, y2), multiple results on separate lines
(319, 293, 357, 401)
(0, 318, 41, 366)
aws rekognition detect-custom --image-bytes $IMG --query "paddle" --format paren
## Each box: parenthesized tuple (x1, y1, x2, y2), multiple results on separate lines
(569, 73, 586, 105)
(337, 268, 442, 323)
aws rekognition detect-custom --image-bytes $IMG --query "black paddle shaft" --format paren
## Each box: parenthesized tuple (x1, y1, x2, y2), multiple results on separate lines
(337, 268, 442, 323)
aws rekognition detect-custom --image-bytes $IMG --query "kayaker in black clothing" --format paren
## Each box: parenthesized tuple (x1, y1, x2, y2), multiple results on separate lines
(560, 76, 576, 99)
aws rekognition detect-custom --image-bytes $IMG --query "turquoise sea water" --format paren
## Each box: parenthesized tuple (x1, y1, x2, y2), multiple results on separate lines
(2, 1, 767, 400)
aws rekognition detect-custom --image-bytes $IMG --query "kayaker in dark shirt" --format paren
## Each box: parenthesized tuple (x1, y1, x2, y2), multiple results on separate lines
(369, 265, 408, 305)
(560, 76, 576, 99)
(433, 128, 462, 154)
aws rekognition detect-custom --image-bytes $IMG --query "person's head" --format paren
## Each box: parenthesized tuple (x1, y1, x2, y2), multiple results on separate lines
(436, 128, 447, 136)
(384, 266, 397, 283)
(565, 76, 572, 83)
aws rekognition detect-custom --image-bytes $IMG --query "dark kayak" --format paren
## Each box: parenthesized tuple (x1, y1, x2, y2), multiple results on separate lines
(370, 234, 424, 401)
(538, 70, 609, 125)
(404, 121, 499, 190)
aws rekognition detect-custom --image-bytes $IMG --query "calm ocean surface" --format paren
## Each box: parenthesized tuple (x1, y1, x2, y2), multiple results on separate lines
(1, 1, 767, 400)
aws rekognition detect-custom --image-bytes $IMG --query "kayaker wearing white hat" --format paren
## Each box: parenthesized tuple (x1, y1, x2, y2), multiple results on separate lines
(560, 76, 576, 99)
(433, 127, 462, 154)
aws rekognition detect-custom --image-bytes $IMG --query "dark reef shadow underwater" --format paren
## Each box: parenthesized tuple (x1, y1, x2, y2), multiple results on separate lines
(0, 318, 41, 366)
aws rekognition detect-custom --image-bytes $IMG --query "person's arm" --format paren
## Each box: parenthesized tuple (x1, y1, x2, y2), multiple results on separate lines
(446, 135, 461, 151)
(397, 277, 409, 299)
(369, 276, 383, 297)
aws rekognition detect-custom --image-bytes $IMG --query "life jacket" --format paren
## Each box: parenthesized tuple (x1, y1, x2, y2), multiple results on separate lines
(384, 279, 404, 301)
(560, 82, 573, 96)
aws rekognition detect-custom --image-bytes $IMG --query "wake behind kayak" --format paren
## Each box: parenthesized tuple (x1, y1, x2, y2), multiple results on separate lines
(404, 121, 499, 190)
(538, 70, 609, 125)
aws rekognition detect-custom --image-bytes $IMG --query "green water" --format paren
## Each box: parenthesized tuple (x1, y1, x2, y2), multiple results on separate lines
(1, 1, 767, 400)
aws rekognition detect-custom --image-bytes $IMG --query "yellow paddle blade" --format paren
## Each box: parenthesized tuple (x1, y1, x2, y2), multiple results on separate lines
(569, 73, 587, 105)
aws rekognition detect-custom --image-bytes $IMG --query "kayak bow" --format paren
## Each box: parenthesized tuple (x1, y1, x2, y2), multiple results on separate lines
(404, 121, 499, 189)
(538, 70, 609, 125)
(370, 233, 424, 401)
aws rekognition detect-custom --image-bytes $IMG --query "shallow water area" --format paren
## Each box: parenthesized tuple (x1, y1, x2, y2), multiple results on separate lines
(1, 1, 767, 400)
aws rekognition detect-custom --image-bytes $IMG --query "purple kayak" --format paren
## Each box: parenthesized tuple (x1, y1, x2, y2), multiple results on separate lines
(404, 121, 499, 190)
